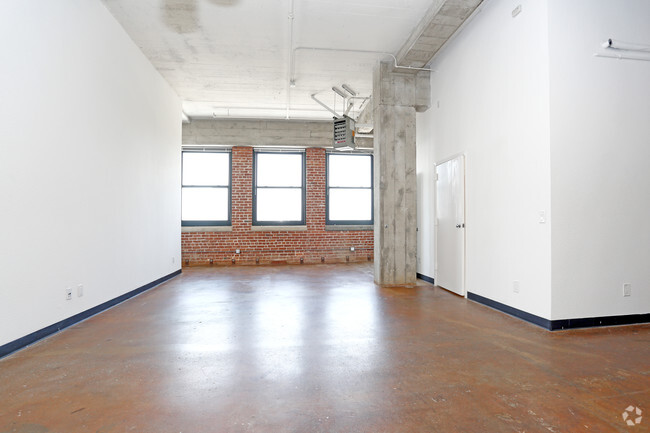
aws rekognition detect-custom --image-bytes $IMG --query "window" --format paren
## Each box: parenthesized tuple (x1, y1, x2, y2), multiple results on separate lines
(327, 153, 373, 225)
(253, 151, 305, 225)
(181, 150, 231, 226)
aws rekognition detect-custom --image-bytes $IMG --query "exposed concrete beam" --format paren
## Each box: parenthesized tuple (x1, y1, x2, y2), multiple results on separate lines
(395, 0, 483, 70)
(182, 119, 373, 149)
(183, 119, 332, 148)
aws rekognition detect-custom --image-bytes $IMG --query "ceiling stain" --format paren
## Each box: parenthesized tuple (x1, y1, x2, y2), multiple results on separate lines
(162, 0, 199, 34)
(205, 0, 240, 5)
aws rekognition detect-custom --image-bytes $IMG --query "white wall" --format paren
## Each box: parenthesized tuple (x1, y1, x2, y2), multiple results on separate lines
(0, 0, 181, 347)
(549, 0, 650, 319)
(416, 0, 553, 319)
(416, 112, 436, 278)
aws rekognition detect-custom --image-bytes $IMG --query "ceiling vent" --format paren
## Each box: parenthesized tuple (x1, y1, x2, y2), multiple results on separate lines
(333, 117, 355, 151)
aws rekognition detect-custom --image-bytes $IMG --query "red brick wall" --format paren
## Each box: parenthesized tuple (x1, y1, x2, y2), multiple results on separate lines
(181, 147, 374, 266)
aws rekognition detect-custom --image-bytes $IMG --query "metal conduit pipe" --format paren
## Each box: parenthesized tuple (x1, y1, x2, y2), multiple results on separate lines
(593, 53, 650, 62)
(285, 0, 295, 119)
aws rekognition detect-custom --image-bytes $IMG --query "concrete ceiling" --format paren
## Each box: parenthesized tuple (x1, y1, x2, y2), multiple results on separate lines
(100, 0, 436, 121)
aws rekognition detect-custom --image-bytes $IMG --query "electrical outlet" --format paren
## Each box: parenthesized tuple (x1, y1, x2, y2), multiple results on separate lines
(623, 283, 632, 297)
(350, 246, 355, 252)
(66, 288, 72, 300)
(235, 249, 241, 254)
(513, 281, 520, 293)
(77, 284, 84, 297)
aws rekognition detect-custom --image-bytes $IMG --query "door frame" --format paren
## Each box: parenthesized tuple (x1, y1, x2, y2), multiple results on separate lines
(434, 152, 467, 297)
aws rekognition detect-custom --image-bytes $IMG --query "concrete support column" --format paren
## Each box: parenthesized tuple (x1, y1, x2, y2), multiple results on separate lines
(373, 62, 429, 286)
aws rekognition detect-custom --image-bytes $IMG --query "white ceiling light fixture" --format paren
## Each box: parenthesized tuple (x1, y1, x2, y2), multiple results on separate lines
(341, 84, 356, 96)
(311, 82, 372, 121)
(594, 38, 650, 62)
(602, 38, 650, 51)
(332, 86, 347, 99)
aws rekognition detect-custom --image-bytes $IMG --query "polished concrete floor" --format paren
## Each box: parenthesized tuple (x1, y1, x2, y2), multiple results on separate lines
(1, 264, 648, 433)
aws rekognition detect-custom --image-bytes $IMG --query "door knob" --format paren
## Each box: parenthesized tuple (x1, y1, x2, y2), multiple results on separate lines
(456, 224, 461, 228)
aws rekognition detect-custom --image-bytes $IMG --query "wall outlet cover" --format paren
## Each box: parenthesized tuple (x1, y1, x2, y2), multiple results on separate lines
(623, 283, 632, 297)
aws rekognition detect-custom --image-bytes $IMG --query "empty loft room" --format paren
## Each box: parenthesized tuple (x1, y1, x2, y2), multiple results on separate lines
(0, 0, 648, 432)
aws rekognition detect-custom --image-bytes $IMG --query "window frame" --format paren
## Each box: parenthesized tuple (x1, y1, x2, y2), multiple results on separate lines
(181, 149, 232, 227)
(326, 152, 374, 226)
(252, 150, 306, 226)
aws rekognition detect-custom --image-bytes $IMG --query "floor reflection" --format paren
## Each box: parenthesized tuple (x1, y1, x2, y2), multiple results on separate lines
(164, 266, 389, 409)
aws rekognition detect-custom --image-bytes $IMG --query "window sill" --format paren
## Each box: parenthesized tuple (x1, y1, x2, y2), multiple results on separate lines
(182, 226, 233, 233)
(325, 225, 374, 231)
(251, 225, 308, 232)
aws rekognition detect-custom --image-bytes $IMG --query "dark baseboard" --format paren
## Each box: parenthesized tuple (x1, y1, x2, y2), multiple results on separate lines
(549, 313, 650, 330)
(467, 292, 650, 331)
(417, 273, 435, 285)
(0, 269, 182, 360)
(467, 292, 552, 329)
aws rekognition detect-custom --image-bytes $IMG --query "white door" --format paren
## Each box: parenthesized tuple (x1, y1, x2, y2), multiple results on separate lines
(435, 155, 465, 296)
